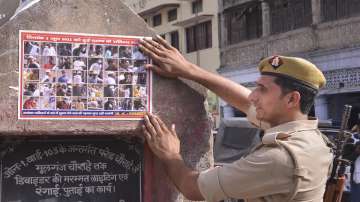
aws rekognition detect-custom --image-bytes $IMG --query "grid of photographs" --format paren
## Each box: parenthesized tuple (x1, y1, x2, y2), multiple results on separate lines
(21, 37, 150, 118)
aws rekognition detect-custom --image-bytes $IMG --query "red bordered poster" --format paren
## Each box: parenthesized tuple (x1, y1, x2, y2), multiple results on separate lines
(18, 30, 152, 120)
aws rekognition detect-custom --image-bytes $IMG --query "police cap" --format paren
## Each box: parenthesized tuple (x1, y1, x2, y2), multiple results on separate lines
(258, 55, 326, 90)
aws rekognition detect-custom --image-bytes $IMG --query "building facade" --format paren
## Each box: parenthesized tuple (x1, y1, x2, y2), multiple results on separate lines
(123, 0, 221, 127)
(123, 0, 220, 72)
(218, 0, 360, 126)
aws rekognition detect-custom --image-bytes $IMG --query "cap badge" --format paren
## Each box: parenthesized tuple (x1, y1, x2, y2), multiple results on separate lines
(269, 56, 283, 69)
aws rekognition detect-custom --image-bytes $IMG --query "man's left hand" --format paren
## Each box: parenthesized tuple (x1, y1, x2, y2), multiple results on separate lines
(142, 113, 181, 161)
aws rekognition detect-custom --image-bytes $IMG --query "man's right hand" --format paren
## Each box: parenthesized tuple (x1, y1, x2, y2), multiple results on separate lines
(139, 35, 198, 79)
(140, 35, 253, 124)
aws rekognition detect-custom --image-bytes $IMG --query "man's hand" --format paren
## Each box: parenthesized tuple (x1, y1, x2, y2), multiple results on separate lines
(139, 35, 252, 115)
(142, 113, 181, 161)
(142, 113, 204, 200)
(139, 35, 198, 79)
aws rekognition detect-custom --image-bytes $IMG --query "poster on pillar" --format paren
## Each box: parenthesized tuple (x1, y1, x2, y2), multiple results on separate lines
(18, 30, 152, 120)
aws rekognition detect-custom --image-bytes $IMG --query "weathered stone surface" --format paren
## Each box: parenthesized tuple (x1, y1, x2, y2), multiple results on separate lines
(0, 0, 20, 28)
(0, 0, 212, 201)
(221, 27, 318, 68)
(317, 17, 360, 50)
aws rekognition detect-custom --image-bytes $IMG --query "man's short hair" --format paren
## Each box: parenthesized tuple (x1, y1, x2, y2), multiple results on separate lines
(273, 76, 318, 115)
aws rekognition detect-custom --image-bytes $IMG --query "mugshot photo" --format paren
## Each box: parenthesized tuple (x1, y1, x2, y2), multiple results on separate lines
(23, 82, 40, 97)
(89, 44, 104, 58)
(133, 97, 147, 111)
(87, 97, 104, 110)
(42, 56, 57, 70)
(39, 83, 55, 97)
(118, 72, 133, 85)
(104, 97, 118, 110)
(105, 59, 119, 71)
(73, 57, 87, 71)
(24, 55, 40, 69)
(24, 41, 41, 56)
(119, 59, 133, 72)
(119, 46, 132, 59)
(118, 85, 133, 98)
(104, 45, 119, 59)
(41, 43, 57, 56)
(72, 70, 87, 84)
(39, 96, 56, 110)
(56, 96, 72, 110)
(40, 69, 56, 83)
(24, 69, 40, 82)
(23, 96, 39, 109)
(71, 97, 87, 110)
(57, 43, 72, 56)
(72, 44, 88, 57)
(72, 84, 87, 97)
(118, 98, 133, 111)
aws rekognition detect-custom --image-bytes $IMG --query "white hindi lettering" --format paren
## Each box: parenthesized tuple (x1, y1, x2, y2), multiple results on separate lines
(4, 163, 22, 179)
(35, 161, 108, 174)
(94, 162, 108, 170)
(118, 174, 129, 181)
(52, 173, 62, 184)
(14, 173, 128, 186)
(34, 184, 116, 197)
(6, 144, 139, 177)
(63, 185, 83, 197)
(35, 184, 60, 197)
(6, 143, 140, 199)
(26, 149, 43, 163)
(14, 175, 51, 186)
(95, 183, 115, 194)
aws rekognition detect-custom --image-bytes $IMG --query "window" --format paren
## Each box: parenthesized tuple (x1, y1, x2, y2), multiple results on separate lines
(322, 0, 360, 22)
(268, 0, 312, 34)
(192, 0, 203, 14)
(186, 21, 212, 53)
(170, 31, 179, 50)
(152, 14, 162, 27)
(168, 9, 177, 22)
(225, 2, 262, 44)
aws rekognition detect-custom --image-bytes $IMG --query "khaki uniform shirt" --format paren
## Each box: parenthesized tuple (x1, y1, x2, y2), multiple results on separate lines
(197, 106, 333, 202)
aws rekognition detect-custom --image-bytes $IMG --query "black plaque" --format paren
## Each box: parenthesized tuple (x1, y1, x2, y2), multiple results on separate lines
(0, 137, 143, 202)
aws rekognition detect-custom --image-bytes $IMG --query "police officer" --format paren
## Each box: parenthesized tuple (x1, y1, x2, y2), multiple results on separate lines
(139, 36, 333, 202)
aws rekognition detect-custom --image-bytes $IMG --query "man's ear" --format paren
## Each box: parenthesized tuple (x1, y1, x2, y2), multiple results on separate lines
(287, 91, 301, 108)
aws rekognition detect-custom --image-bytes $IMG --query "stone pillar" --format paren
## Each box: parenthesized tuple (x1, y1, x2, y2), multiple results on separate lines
(261, 0, 270, 37)
(315, 95, 329, 120)
(311, 0, 322, 24)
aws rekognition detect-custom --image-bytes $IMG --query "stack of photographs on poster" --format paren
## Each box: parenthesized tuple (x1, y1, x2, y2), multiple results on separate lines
(19, 31, 151, 120)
